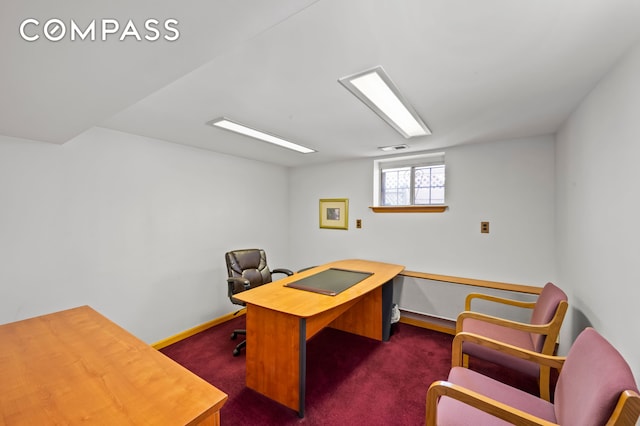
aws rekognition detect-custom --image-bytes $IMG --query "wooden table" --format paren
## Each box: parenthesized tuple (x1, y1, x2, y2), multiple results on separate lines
(0, 306, 227, 425)
(234, 259, 404, 417)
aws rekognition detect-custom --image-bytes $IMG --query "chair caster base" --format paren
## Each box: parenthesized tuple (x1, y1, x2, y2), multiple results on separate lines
(232, 339, 246, 356)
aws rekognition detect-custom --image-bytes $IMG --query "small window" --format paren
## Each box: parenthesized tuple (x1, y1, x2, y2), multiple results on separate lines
(373, 153, 445, 207)
(381, 164, 445, 205)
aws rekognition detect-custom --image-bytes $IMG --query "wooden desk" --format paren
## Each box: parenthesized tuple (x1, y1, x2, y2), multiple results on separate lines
(0, 306, 227, 425)
(234, 259, 404, 417)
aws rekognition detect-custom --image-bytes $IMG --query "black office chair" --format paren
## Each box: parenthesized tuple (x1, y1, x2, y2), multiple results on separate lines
(225, 248, 293, 356)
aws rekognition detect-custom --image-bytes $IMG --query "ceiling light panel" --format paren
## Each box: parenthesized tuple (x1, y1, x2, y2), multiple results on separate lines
(339, 66, 431, 138)
(207, 118, 316, 154)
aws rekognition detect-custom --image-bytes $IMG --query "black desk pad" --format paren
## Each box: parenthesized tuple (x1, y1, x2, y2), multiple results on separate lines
(284, 268, 373, 296)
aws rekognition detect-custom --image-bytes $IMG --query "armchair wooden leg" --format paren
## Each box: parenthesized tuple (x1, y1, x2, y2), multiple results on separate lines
(425, 384, 440, 426)
(539, 365, 551, 401)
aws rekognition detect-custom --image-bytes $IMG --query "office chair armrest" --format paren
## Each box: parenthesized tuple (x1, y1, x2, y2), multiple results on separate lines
(227, 277, 250, 295)
(272, 268, 294, 277)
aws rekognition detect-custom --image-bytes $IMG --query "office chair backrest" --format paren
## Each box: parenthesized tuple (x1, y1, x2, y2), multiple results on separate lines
(226, 249, 273, 289)
(554, 328, 639, 425)
(529, 282, 568, 352)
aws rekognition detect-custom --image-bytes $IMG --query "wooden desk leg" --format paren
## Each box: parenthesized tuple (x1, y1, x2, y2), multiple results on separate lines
(381, 280, 393, 341)
(245, 305, 306, 417)
(298, 318, 306, 418)
(244, 280, 393, 418)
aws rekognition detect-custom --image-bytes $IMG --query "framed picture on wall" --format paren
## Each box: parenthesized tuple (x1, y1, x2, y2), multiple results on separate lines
(319, 198, 349, 230)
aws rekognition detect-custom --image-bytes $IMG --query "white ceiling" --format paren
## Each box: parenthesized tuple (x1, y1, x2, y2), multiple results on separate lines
(3, 0, 640, 167)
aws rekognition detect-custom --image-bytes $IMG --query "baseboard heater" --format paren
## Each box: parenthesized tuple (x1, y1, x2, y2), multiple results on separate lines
(399, 308, 456, 334)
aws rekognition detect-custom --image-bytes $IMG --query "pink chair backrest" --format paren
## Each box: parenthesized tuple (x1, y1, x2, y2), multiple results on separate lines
(554, 328, 639, 425)
(529, 282, 567, 351)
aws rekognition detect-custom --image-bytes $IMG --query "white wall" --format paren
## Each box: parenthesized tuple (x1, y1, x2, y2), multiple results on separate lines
(3, 39, 637, 383)
(288, 136, 556, 284)
(0, 127, 290, 343)
(556, 40, 640, 379)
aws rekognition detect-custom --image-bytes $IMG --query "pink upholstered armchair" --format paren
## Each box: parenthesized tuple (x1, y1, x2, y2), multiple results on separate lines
(426, 328, 640, 426)
(456, 282, 568, 400)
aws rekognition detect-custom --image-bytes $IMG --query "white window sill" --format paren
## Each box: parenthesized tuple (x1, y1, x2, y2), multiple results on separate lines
(369, 205, 448, 213)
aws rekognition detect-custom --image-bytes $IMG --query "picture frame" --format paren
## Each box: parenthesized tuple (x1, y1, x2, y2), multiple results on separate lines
(319, 198, 349, 230)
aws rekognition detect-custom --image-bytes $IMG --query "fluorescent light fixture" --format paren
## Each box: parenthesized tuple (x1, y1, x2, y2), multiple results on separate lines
(207, 117, 316, 154)
(339, 66, 431, 138)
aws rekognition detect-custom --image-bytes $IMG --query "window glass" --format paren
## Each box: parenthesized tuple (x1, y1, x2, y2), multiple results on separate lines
(382, 167, 410, 205)
(380, 163, 445, 206)
(373, 152, 445, 207)
(414, 165, 445, 204)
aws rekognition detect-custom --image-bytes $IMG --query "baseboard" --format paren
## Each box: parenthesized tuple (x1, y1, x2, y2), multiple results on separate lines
(152, 307, 454, 350)
(152, 309, 246, 350)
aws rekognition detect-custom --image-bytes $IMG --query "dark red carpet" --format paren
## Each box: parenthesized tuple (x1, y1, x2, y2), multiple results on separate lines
(160, 316, 540, 425)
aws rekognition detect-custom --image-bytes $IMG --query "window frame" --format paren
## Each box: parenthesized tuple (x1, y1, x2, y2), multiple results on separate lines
(372, 152, 447, 213)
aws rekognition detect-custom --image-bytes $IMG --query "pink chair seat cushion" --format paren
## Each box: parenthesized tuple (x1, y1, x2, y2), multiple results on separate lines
(436, 366, 556, 425)
(461, 318, 540, 377)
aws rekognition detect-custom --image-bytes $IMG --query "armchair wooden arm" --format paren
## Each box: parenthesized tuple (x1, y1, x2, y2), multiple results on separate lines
(427, 375, 640, 426)
(456, 310, 555, 334)
(451, 332, 565, 370)
(456, 298, 568, 356)
(426, 380, 557, 426)
(607, 390, 640, 426)
(465, 292, 537, 311)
